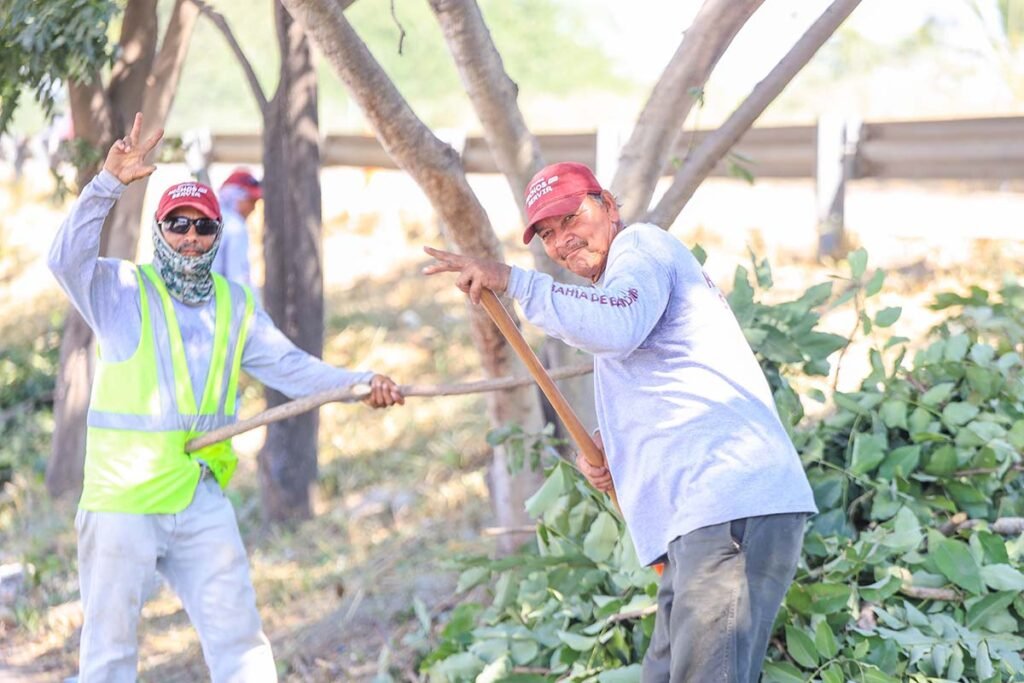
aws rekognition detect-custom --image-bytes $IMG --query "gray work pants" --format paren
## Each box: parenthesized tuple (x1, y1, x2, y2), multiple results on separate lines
(75, 476, 276, 683)
(641, 513, 806, 683)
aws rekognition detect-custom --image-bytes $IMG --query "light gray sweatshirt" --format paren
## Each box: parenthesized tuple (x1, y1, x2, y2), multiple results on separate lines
(48, 170, 373, 402)
(507, 223, 817, 566)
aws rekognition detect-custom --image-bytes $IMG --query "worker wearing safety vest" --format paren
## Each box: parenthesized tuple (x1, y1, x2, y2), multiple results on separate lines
(48, 113, 405, 683)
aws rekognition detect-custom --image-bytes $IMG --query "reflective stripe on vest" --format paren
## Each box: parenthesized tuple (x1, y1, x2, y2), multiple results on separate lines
(81, 265, 255, 513)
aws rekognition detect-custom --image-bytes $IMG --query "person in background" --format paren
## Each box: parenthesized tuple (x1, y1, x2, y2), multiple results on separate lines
(212, 167, 262, 291)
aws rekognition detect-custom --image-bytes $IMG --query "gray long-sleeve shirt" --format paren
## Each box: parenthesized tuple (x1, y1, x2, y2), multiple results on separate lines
(48, 170, 373, 403)
(507, 223, 817, 566)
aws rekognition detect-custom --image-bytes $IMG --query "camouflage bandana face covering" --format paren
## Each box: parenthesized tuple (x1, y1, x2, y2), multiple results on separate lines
(151, 220, 221, 306)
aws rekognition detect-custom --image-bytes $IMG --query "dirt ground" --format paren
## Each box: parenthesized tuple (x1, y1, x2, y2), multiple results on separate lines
(1, 160, 1023, 681)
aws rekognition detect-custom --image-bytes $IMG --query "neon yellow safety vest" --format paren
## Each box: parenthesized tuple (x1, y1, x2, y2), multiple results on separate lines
(80, 264, 255, 514)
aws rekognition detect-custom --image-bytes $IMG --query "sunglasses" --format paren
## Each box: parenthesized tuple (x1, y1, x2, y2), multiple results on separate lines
(158, 216, 222, 236)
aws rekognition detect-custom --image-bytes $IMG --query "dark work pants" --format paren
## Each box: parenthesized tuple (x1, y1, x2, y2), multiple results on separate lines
(641, 513, 806, 683)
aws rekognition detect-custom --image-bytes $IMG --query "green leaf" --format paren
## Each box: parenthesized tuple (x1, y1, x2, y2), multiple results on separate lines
(690, 244, 707, 266)
(865, 268, 885, 296)
(822, 663, 844, 683)
(814, 620, 839, 658)
(859, 574, 903, 602)
(942, 402, 980, 427)
(948, 643, 965, 680)
(509, 639, 539, 665)
(965, 366, 997, 398)
(878, 445, 920, 480)
(582, 511, 619, 563)
(879, 400, 909, 430)
(761, 661, 806, 683)
(556, 630, 597, 652)
(921, 382, 956, 406)
(943, 333, 971, 361)
(980, 564, 1024, 591)
(975, 640, 994, 680)
(806, 583, 853, 614)
(850, 433, 886, 475)
(431, 652, 485, 679)
(967, 591, 1020, 629)
(525, 465, 567, 517)
(881, 507, 922, 552)
(858, 665, 900, 683)
(784, 625, 818, 668)
(456, 566, 491, 593)
(923, 445, 957, 476)
(834, 391, 869, 416)
(596, 665, 642, 682)
(932, 536, 984, 594)
(848, 248, 868, 279)
(874, 306, 902, 327)
(801, 331, 848, 360)
(796, 281, 834, 308)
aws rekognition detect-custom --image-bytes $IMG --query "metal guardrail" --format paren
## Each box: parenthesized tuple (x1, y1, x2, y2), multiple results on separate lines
(193, 115, 1024, 182)
(182, 115, 1024, 257)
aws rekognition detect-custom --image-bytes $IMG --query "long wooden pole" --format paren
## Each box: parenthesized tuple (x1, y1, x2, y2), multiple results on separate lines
(185, 363, 592, 453)
(478, 289, 619, 508)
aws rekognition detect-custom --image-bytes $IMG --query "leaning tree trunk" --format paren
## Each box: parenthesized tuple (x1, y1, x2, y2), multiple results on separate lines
(430, 0, 597, 438)
(611, 0, 764, 222)
(47, 0, 197, 498)
(257, 3, 323, 523)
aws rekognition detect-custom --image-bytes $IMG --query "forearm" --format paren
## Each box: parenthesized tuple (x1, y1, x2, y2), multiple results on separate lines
(506, 266, 667, 358)
(47, 171, 125, 325)
(243, 310, 374, 398)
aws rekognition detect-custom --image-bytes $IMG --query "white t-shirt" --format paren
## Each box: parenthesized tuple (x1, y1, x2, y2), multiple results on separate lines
(507, 223, 817, 566)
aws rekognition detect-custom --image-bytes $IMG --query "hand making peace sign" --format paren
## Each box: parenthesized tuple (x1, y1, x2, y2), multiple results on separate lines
(102, 112, 164, 186)
(422, 246, 511, 305)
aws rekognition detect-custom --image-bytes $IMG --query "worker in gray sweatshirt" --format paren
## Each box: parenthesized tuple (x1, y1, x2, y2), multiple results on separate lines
(424, 161, 816, 683)
(49, 113, 403, 683)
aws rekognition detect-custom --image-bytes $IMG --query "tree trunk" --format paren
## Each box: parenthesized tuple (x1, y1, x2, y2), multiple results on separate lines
(430, 0, 597, 442)
(46, 0, 198, 499)
(257, 3, 323, 524)
(280, 0, 545, 550)
(646, 0, 863, 227)
(611, 0, 764, 222)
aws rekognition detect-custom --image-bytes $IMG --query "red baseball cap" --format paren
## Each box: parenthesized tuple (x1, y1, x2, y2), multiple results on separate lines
(155, 181, 221, 221)
(221, 168, 262, 200)
(522, 162, 602, 244)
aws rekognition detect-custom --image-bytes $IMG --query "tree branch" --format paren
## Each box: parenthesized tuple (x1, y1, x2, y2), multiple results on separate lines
(107, 0, 158, 128)
(941, 515, 1024, 537)
(141, 0, 200, 132)
(429, 0, 544, 221)
(646, 0, 863, 228)
(899, 585, 960, 601)
(953, 464, 1024, 478)
(611, 0, 764, 223)
(189, 0, 269, 113)
(186, 362, 593, 452)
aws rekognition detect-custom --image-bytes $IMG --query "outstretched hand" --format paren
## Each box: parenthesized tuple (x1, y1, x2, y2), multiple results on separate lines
(422, 246, 511, 305)
(102, 112, 164, 185)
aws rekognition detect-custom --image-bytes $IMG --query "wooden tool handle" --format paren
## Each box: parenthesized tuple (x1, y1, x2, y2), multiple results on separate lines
(479, 289, 616, 504)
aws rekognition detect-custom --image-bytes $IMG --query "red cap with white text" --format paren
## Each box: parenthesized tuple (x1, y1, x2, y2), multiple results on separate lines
(522, 162, 602, 244)
(155, 181, 221, 221)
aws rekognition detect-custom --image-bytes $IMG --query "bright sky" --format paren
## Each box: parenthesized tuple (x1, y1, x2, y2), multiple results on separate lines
(591, 0, 992, 87)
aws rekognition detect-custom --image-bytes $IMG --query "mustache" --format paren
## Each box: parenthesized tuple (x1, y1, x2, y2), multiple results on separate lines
(557, 239, 587, 260)
(176, 240, 206, 254)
